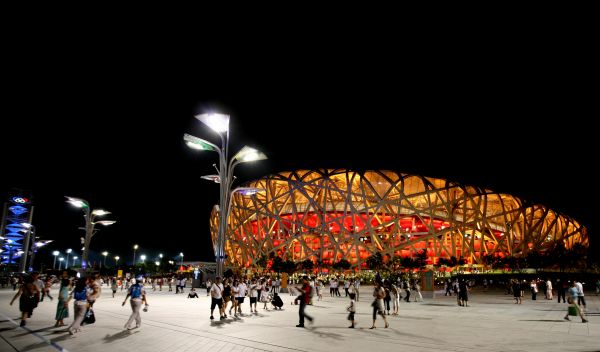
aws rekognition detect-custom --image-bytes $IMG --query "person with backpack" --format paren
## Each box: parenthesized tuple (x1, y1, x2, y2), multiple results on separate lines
(122, 278, 148, 330)
(66, 278, 89, 334)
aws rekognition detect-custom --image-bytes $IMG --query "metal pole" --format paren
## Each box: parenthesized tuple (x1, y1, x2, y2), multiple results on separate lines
(133, 248, 136, 266)
(81, 206, 92, 272)
(216, 131, 229, 278)
(53, 255, 57, 269)
(28, 235, 37, 272)
(19, 206, 34, 273)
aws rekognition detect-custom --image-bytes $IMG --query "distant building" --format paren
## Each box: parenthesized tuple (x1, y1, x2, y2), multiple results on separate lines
(210, 169, 588, 270)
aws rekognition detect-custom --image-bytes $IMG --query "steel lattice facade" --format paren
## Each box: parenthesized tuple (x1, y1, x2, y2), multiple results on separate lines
(209, 169, 588, 269)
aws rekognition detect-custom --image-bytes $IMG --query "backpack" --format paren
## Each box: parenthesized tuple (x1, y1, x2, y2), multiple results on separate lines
(74, 289, 87, 301)
(131, 284, 142, 299)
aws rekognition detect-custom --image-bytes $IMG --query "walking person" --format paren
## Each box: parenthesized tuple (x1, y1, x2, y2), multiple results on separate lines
(295, 276, 314, 328)
(111, 278, 118, 298)
(66, 278, 89, 335)
(347, 293, 356, 328)
(54, 278, 71, 327)
(9, 274, 40, 327)
(249, 279, 259, 313)
(546, 279, 553, 300)
(205, 279, 212, 296)
(557, 278, 567, 303)
(530, 279, 538, 300)
(370, 280, 388, 329)
(122, 278, 148, 330)
(574, 280, 586, 309)
(209, 277, 225, 320)
(564, 297, 588, 323)
(41, 277, 54, 302)
(512, 279, 522, 304)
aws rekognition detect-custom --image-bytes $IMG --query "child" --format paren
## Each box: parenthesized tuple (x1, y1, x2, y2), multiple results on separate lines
(347, 293, 356, 328)
(271, 292, 284, 310)
(564, 297, 588, 323)
(111, 278, 118, 298)
(188, 288, 199, 298)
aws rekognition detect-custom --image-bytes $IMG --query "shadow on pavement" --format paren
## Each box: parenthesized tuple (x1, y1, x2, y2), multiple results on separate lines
(518, 319, 567, 322)
(103, 329, 140, 343)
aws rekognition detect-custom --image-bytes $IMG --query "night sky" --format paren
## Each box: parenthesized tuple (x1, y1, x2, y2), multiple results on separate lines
(1, 46, 596, 268)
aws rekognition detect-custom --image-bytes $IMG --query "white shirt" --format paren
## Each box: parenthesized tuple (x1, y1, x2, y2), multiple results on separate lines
(210, 283, 224, 299)
(575, 282, 584, 296)
(237, 283, 247, 298)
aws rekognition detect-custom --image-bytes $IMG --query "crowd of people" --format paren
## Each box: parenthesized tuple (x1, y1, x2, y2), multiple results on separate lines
(4, 272, 598, 334)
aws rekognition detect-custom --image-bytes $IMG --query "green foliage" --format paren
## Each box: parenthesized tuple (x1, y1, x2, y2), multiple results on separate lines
(300, 259, 314, 271)
(366, 253, 383, 270)
(271, 256, 284, 273)
(255, 255, 268, 268)
(282, 260, 297, 274)
(332, 259, 351, 271)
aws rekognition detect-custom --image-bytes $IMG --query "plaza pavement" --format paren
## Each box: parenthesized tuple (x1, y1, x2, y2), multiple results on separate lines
(0, 285, 598, 352)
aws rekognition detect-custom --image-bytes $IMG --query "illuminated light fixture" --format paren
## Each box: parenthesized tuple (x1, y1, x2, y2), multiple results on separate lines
(233, 146, 267, 163)
(195, 113, 230, 133)
(92, 209, 111, 216)
(201, 175, 220, 183)
(183, 133, 219, 152)
(96, 220, 116, 226)
(66, 196, 88, 208)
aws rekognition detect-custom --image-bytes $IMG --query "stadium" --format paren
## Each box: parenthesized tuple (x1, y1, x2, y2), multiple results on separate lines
(209, 169, 588, 270)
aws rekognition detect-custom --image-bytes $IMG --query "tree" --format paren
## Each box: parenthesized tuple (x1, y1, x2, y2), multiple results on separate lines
(271, 256, 284, 273)
(415, 250, 428, 268)
(366, 253, 383, 270)
(255, 255, 268, 270)
(300, 259, 314, 273)
(333, 259, 351, 271)
(282, 260, 297, 274)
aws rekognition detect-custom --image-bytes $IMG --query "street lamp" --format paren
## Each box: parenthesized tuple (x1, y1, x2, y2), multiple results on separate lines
(72, 256, 78, 267)
(114, 256, 120, 267)
(179, 252, 184, 267)
(102, 251, 108, 268)
(133, 244, 139, 265)
(29, 239, 52, 272)
(140, 254, 146, 263)
(65, 248, 72, 268)
(19, 223, 34, 273)
(53, 251, 60, 269)
(58, 257, 64, 270)
(66, 197, 116, 272)
(184, 112, 267, 277)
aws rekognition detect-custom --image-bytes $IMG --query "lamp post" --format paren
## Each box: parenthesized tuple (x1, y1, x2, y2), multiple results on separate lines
(29, 239, 52, 272)
(72, 256, 78, 267)
(66, 197, 116, 273)
(184, 112, 266, 278)
(19, 223, 34, 273)
(140, 254, 146, 264)
(179, 252, 184, 270)
(114, 256, 120, 267)
(132, 244, 139, 266)
(58, 257, 64, 270)
(53, 251, 60, 269)
(65, 248, 72, 268)
(102, 251, 108, 268)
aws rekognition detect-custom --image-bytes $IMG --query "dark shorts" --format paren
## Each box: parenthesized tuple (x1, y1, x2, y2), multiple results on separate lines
(347, 312, 355, 321)
(249, 297, 257, 304)
(236, 297, 245, 303)
(211, 298, 223, 310)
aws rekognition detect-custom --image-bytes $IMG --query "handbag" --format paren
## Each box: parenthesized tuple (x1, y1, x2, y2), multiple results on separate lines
(83, 308, 96, 325)
(568, 306, 578, 316)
